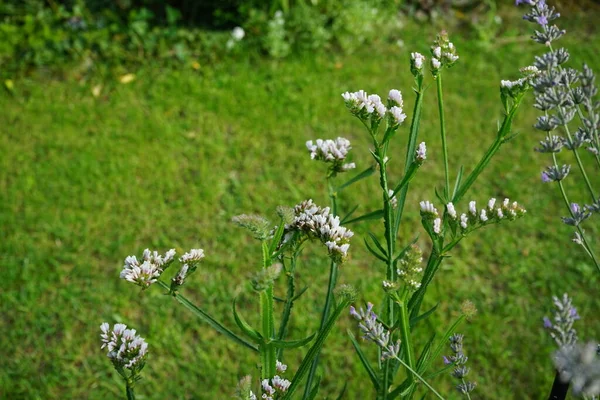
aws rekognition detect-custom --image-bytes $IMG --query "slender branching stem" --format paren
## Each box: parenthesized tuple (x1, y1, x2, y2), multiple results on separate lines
(260, 241, 276, 379)
(398, 296, 415, 385)
(436, 73, 451, 199)
(126, 382, 135, 400)
(389, 354, 446, 400)
(550, 152, 600, 273)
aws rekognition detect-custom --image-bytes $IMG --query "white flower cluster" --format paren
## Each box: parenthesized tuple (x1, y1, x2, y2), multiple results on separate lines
(284, 199, 354, 262)
(501, 65, 539, 96)
(306, 137, 355, 172)
(100, 322, 148, 370)
(120, 248, 176, 288)
(260, 361, 290, 400)
(419, 200, 439, 217)
(341, 89, 407, 126)
(173, 248, 205, 288)
(451, 198, 527, 233)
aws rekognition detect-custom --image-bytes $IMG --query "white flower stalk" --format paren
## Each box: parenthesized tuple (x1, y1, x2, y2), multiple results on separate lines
(306, 137, 355, 173)
(341, 89, 391, 123)
(100, 322, 148, 371)
(460, 213, 468, 230)
(451, 197, 526, 235)
(416, 142, 427, 162)
(120, 248, 176, 288)
(283, 199, 353, 262)
(431, 31, 459, 70)
(446, 202, 457, 219)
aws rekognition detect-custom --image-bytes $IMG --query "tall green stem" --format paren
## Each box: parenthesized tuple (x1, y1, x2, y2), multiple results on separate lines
(303, 176, 340, 397)
(436, 74, 450, 198)
(398, 297, 415, 385)
(126, 383, 135, 400)
(260, 241, 276, 379)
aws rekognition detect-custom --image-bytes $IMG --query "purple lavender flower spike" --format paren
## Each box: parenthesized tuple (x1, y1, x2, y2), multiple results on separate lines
(536, 15, 548, 25)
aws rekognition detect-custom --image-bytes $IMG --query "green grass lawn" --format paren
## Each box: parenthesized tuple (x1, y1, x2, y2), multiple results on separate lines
(1, 6, 600, 399)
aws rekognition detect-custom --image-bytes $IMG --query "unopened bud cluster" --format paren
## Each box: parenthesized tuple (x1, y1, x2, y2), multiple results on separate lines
(306, 137, 356, 173)
(282, 199, 353, 262)
(100, 322, 148, 371)
(396, 245, 424, 291)
(430, 31, 459, 75)
(232, 214, 272, 240)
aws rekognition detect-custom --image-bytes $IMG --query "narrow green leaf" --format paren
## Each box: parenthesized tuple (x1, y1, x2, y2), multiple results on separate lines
(281, 298, 352, 400)
(304, 376, 322, 400)
(409, 303, 439, 328)
(156, 281, 258, 352)
(415, 333, 436, 373)
(367, 232, 387, 257)
(271, 333, 315, 349)
(393, 236, 419, 264)
(335, 383, 347, 400)
(292, 286, 309, 301)
(343, 209, 384, 225)
(347, 330, 380, 391)
(451, 165, 464, 201)
(337, 165, 376, 191)
(364, 237, 388, 263)
(340, 205, 359, 224)
(268, 218, 286, 256)
(388, 378, 414, 399)
(232, 297, 262, 343)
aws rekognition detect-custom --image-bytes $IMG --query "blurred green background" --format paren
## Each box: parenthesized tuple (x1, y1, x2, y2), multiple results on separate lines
(1, 1, 599, 399)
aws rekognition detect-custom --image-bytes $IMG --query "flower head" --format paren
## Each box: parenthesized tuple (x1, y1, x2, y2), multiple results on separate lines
(100, 322, 148, 371)
(306, 137, 355, 173)
(120, 248, 176, 288)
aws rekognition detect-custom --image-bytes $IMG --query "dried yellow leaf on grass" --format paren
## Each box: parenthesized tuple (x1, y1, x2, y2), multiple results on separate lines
(4, 79, 14, 92)
(119, 74, 136, 84)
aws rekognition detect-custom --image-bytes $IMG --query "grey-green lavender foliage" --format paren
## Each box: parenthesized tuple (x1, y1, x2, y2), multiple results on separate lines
(516, 0, 600, 274)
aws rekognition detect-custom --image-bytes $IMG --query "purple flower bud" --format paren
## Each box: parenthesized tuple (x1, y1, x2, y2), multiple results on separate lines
(569, 307, 580, 320)
(515, 0, 533, 5)
(443, 355, 451, 365)
(536, 15, 548, 26)
(570, 203, 580, 214)
(543, 316, 552, 328)
(541, 171, 551, 182)
(349, 306, 361, 320)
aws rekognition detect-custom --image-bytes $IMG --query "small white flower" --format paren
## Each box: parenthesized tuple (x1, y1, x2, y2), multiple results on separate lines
(488, 198, 496, 210)
(389, 106, 406, 125)
(480, 209, 488, 222)
(419, 200, 438, 216)
(433, 218, 442, 234)
(262, 379, 275, 395)
(469, 201, 477, 216)
(271, 375, 291, 392)
(276, 360, 288, 373)
(231, 26, 245, 41)
(433, 46, 442, 58)
(496, 208, 504, 218)
(411, 52, 426, 70)
(572, 232, 583, 246)
(388, 89, 403, 107)
(443, 52, 459, 63)
(431, 57, 441, 70)
(180, 248, 205, 263)
(460, 213, 468, 229)
(416, 142, 427, 162)
(446, 202, 457, 219)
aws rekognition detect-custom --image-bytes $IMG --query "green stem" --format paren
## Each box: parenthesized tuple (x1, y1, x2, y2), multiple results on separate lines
(551, 154, 600, 273)
(126, 382, 135, 400)
(436, 74, 451, 199)
(560, 120, 596, 201)
(398, 298, 415, 386)
(390, 354, 445, 400)
(408, 252, 444, 320)
(277, 254, 298, 360)
(156, 280, 258, 352)
(260, 241, 276, 379)
(394, 81, 425, 234)
(454, 101, 521, 203)
(304, 176, 340, 397)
